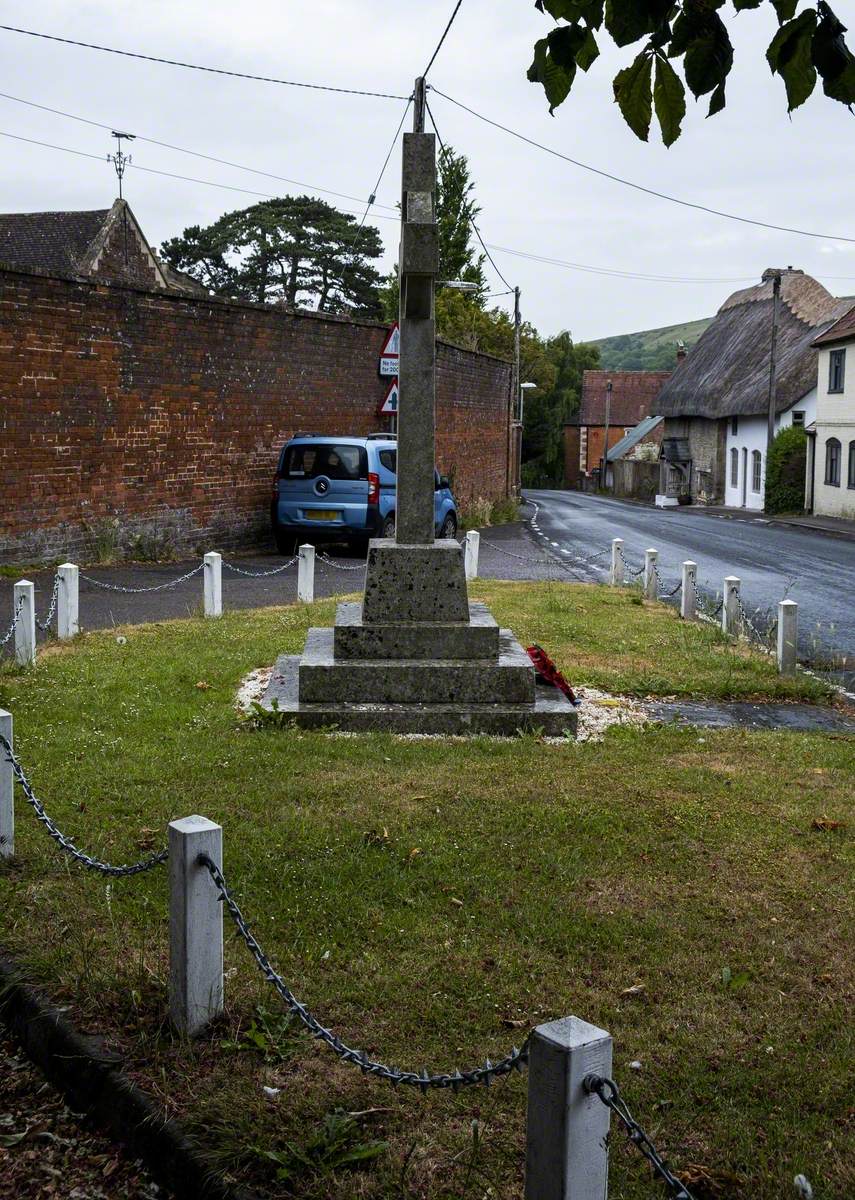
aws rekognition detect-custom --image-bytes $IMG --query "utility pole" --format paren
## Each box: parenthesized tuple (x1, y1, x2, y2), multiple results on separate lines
(765, 268, 783, 455)
(394, 75, 437, 544)
(513, 285, 522, 494)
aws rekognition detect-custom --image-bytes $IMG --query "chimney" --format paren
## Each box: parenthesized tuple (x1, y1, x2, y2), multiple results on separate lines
(676, 340, 687, 362)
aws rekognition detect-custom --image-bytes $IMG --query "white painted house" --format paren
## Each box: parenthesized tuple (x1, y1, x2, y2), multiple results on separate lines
(723, 390, 816, 511)
(807, 304, 855, 520)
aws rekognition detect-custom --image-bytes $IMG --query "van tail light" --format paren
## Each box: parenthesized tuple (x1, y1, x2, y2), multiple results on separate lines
(272, 471, 281, 500)
(367, 472, 380, 505)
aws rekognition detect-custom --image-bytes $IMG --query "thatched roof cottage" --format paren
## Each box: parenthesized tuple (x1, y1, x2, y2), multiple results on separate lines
(655, 269, 849, 509)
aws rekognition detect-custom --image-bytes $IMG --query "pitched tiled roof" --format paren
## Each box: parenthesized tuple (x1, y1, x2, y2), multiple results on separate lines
(580, 370, 671, 426)
(0, 209, 109, 276)
(812, 301, 855, 347)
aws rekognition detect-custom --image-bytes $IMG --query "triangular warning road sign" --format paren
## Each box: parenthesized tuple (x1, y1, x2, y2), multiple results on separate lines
(380, 323, 399, 357)
(379, 378, 399, 415)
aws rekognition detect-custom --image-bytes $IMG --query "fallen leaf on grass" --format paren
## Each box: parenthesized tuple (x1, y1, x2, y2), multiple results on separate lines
(811, 816, 844, 832)
(621, 983, 646, 997)
(678, 1162, 744, 1198)
(195, 681, 212, 690)
(449, 897, 464, 907)
(501, 1018, 527, 1029)
(0, 1128, 29, 1148)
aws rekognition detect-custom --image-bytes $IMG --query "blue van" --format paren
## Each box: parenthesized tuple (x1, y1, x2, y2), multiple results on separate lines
(271, 433, 458, 554)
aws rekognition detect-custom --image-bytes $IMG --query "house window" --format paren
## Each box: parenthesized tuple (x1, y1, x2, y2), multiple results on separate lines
(731, 416, 738, 436)
(751, 450, 762, 493)
(825, 437, 841, 486)
(791, 411, 805, 427)
(849, 441, 855, 489)
(730, 447, 739, 487)
(828, 348, 846, 393)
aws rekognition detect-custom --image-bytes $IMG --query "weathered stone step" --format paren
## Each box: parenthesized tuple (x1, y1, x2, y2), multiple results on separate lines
(298, 627, 535, 705)
(263, 654, 578, 736)
(333, 600, 500, 661)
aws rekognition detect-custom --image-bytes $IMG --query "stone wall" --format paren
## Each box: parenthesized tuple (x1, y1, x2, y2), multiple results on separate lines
(662, 416, 727, 504)
(0, 267, 512, 563)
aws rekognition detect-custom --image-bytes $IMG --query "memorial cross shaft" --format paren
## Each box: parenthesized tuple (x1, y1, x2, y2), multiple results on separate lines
(395, 77, 438, 546)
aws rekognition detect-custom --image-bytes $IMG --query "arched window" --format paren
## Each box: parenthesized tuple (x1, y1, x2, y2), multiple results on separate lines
(751, 449, 762, 493)
(730, 447, 739, 487)
(825, 438, 841, 486)
(848, 440, 855, 490)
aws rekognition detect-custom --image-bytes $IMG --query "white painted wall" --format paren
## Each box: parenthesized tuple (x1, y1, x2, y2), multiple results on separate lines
(724, 390, 816, 510)
(812, 344, 855, 520)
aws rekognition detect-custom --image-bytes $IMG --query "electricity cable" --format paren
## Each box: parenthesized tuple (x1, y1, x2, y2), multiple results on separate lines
(0, 91, 400, 213)
(423, 1, 464, 80)
(0, 25, 409, 100)
(430, 86, 855, 245)
(350, 96, 412, 259)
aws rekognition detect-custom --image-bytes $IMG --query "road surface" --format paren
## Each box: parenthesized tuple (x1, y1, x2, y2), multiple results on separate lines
(526, 489, 855, 671)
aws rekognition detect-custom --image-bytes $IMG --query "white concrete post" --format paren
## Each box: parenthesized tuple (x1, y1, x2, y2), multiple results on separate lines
(203, 552, 223, 618)
(0, 709, 12, 860)
(525, 1016, 613, 1200)
(13, 581, 36, 666)
(609, 538, 624, 586)
(643, 548, 658, 601)
(464, 530, 480, 581)
(298, 544, 315, 604)
(169, 815, 223, 1037)
(777, 599, 798, 675)
(57, 563, 79, 640)
(680, 561, 697, 621)
(722, 575, 741, 637)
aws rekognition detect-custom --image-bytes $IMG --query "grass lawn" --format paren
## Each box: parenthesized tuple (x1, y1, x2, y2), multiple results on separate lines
(0, 582, 851, 1199)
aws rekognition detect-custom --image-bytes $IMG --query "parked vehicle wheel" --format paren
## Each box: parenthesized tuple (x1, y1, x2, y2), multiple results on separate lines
(439, 513, 458, 540)
(382, 513, 396, 539)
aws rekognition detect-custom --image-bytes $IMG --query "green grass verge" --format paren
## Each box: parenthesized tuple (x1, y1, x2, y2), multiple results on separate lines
(0, 583, 851, 1199)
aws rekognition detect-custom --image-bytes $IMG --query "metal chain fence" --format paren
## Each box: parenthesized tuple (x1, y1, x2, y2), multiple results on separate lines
(222, 556, 298, 577)
(652, 564, 682, 599)
(617, 547, 645, 578)
(316, 551, 367, 572)
(0, 734, 168, 876)
(200, 853, 529, 1090)
(35, 573, 60, 632)
(80, 563, 204, 594)
(0, 598, 25, 650)
(585, 1075, 696, 1200)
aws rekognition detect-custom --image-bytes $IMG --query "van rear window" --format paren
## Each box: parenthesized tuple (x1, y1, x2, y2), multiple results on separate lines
(284, 443, 367, 481)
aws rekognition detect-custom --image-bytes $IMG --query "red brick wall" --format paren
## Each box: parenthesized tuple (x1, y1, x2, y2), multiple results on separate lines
(0, 268, 512, 563)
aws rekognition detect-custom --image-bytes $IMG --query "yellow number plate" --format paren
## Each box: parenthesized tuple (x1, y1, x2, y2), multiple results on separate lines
(305, 509, 340, 521)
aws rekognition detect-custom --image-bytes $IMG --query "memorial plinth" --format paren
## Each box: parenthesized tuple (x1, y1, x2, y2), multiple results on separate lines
(260, 112, 576, 737)
(262, 537, 577, 736)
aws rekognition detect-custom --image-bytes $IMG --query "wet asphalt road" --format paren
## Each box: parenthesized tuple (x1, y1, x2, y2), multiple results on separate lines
(526, 488, 855, 665)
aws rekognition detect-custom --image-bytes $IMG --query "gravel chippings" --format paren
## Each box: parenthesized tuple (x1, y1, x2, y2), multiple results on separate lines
(235, 668, 646, 744)
(0, 1031, 162, 1199)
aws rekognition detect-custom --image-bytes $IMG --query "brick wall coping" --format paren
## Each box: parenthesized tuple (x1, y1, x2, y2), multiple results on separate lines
(0, 261, 512, 367)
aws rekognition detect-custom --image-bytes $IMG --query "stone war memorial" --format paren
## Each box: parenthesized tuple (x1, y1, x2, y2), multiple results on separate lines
(263, 99, 576, 736)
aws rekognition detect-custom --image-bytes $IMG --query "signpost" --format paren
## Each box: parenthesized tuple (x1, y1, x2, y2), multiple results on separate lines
(378, 378, 399, 416)
(379, 322, 399, 377)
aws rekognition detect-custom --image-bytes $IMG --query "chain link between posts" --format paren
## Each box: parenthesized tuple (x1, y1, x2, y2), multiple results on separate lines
(200, 853, 529, 1090)
(0, 598, 25, 649)
(585, 1075, 696, 1200)
(35, 574, 60, 631)
(80, 563, 204, 594)
(222, 556, 298, 577)
(0, 734, 168, 876)
(316, 550, 367, 571)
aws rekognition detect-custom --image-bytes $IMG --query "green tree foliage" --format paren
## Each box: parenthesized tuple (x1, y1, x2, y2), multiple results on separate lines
(522, 333, 601, 485)
(528, 1, 855, 145)
(765, 424, 808, 513)
(161, 197, 383, 315)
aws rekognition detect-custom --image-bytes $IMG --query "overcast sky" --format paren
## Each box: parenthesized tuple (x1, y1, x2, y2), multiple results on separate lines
(2, 1, 854, 342)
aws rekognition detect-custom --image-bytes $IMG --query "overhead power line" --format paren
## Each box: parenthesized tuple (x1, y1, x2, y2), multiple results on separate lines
(485, 243, 758, 285)
(423, 1, 465, 79)
(0, 130, 401, 226)
(0, 91, 401, 214)
(351, 97, 411, 258)
(430, 87, 855, 245)
(425, 99, 514, 292)
(0, 25, 409, 100)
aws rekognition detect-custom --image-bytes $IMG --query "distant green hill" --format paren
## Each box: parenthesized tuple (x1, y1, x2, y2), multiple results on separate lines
(591, 315, 712, 371)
